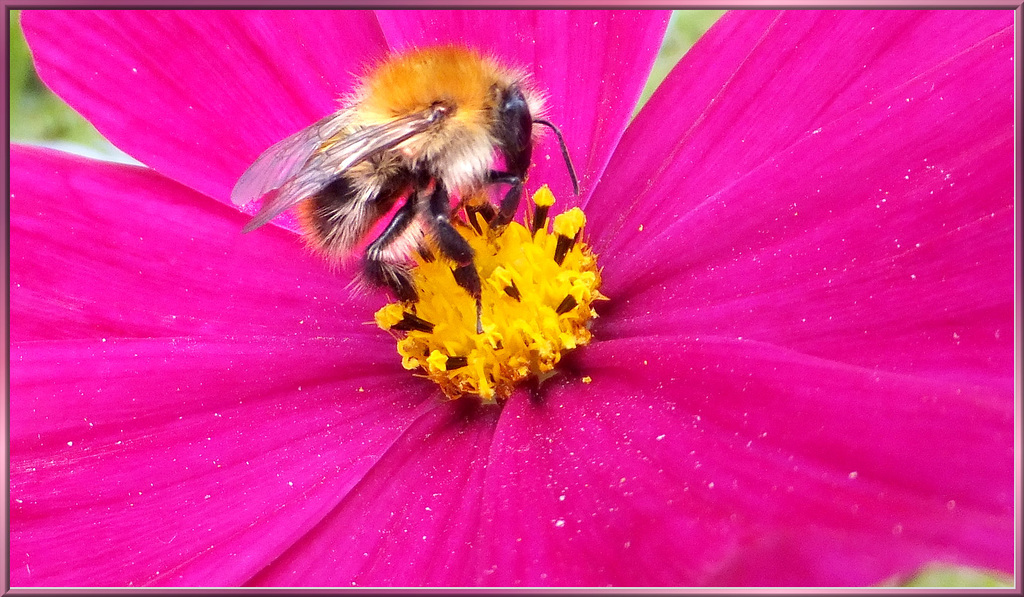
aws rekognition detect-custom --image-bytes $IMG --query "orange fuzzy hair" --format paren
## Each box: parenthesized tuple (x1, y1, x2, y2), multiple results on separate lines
(354, 46, 520, 132)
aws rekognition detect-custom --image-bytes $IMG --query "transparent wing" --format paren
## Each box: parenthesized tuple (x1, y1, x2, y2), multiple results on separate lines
(230, 110, 351, 207)
(237, 106, 449, 234)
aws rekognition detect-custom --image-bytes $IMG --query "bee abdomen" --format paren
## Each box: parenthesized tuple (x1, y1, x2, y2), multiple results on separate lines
(298, 170, 414, 257)
(300, 177, 359, 249)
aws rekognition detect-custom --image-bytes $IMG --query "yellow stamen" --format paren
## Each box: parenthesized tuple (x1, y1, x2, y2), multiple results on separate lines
(374, 303, 407, 329)
(533, 184, 556, 208)
(553, 207, 586, 237)
(375, 185, 604, 404)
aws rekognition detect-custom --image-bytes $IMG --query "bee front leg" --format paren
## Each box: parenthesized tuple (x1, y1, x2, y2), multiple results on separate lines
(458, 189, 497, 234)
(427, 182, 483, 334)
(487, 170, 524, 230)
(464, 202, 497, 234)
(363, 198, 419, 302)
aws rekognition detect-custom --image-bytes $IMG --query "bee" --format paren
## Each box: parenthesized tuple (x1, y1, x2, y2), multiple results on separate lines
(231, 45, 579, 332)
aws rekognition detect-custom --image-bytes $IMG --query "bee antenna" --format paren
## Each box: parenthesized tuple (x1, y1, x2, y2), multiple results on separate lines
(533, 118, 580, 196)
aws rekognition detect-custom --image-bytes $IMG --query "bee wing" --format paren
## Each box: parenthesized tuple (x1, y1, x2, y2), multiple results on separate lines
(236, 106, 448, 234)
(231, 111, 351, 208)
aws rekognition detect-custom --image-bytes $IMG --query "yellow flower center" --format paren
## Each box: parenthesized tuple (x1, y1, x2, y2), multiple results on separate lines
(374, 185, 604, 404)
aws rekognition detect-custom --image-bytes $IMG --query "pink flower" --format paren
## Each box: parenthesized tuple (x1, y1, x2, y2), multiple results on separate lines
(10, 9, 1013, 587)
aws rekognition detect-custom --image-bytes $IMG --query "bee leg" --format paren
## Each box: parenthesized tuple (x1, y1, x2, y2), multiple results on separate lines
(465, 202, 497, 234)
(487, 171, 524, 230)
(416, 243, 435, 263)
(363, 198, 419, 302)
(427, 182, 483, 334)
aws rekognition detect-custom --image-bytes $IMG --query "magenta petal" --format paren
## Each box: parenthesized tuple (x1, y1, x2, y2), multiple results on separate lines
(9, 335, 436, 586)
(12, 9, 1015, 589)
(10, 145, 379, 342)
(246, 401, 498, 586)
(21, 10, 388, 204)
(9, 147, 439, 587)
(466, 335, 1011, 586)
(590, 10, 1011, 243)
(590, 11, 1013, 380)
(375, 9, 669, 203)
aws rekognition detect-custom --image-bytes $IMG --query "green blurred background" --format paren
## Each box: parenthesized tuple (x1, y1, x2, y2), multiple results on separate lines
(5, 10, 1016, 589)
(10, 10, 133, 161)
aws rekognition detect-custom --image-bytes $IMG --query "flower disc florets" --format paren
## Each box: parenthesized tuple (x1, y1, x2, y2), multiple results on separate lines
(375, 186, 604, 404)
